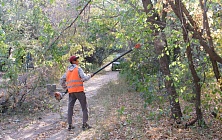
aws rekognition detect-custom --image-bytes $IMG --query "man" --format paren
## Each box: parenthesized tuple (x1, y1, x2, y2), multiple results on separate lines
(60, 55, 92, 131)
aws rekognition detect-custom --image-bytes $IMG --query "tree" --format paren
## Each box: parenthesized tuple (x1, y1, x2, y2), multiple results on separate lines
(142, 0, 183, 120)
(167, 0, 222, 126)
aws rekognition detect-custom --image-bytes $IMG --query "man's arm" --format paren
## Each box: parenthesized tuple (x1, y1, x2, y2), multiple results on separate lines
(78, 67, 91, 82)
(60, 73, 67, 90)
(55, 73, 68, 101)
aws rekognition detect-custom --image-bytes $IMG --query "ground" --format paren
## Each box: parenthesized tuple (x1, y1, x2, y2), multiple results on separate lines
(0, 66, 119, 140)
(0, 66, 222, 140)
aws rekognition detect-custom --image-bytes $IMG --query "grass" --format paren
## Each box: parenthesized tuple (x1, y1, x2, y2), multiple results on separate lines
(0, 72, 221, 139)
(87, 77, 222, 140)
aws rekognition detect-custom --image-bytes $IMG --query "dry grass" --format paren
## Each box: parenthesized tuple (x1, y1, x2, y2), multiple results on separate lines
(0, 73, 221, 140)
(87, 78, 222, 140)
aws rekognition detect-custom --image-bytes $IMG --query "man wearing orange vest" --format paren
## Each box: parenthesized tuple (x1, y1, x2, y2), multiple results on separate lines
(60, 55, 92, 131)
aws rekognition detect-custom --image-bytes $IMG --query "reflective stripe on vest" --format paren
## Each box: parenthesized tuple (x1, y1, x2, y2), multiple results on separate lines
(66, 67, 84, 93)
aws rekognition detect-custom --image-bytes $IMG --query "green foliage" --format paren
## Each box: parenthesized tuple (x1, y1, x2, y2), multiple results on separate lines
(0, 27, 8, 71)
(0, 0, 63, 113)
(118, 106, 125, 115)
(116, 0, 222, 123)
(1, 0, 222, 127)
(120, 42, 161, 106)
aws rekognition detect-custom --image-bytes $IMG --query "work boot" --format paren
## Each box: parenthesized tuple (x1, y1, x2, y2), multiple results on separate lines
(82, 123, 92, 131)
(68, 124, 75, 131)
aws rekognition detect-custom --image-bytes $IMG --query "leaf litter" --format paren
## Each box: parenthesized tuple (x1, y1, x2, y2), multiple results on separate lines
(0, 71, 221, 140)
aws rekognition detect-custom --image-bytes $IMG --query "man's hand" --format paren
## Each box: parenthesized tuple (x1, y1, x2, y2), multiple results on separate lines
(54, 92, 62, 101)
(87, 73, 94, 78)
(54, 90, 68, 101)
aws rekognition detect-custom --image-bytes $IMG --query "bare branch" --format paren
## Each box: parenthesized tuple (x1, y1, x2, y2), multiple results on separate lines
(47, 0, 92, 51)
(167, 0, 222, 64)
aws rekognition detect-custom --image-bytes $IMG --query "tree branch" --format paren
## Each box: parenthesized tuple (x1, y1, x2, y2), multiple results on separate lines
(47, 0, 92, 51)
(168, 0, 222, 64)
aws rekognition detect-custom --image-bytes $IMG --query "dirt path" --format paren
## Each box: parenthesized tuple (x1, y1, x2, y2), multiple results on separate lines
(1, 67, 119, 140)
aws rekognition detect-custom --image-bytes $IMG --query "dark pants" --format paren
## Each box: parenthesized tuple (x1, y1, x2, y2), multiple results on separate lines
(68, 92, 88, 125)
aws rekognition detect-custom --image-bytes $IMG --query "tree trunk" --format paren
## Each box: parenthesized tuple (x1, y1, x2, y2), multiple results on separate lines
(199, 0, 221, 89)
(169, 0, 205, 126)
(142, 0, 182, 120)
(168, 0, 222, 64)
(155, 34, 182, 119)
(183, 30, 204, 126)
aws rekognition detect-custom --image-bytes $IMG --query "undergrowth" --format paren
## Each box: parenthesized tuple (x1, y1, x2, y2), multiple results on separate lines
(88, 77, 222, 140)
(0, 90, 60, 126)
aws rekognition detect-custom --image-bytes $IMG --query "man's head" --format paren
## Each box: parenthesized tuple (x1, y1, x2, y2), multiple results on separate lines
(69, 56, 79, 64)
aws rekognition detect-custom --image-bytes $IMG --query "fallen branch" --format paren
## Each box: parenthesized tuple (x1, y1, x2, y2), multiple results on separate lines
(185, 117, 198, 128)
(212, 112, 222, 122)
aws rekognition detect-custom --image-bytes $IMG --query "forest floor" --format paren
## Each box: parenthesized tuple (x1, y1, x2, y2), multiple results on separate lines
(0, 65, 222, 140)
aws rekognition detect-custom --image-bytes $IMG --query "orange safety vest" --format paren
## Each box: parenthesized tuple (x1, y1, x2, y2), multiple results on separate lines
(66, 66, 84, 93)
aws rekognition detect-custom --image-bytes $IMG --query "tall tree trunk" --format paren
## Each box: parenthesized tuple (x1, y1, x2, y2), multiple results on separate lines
(182, 29, 204, 126)
(168, 0, 206, 126)
(142, 0, 182, 120)
(199, 0, 221, 88)
(154, 34, 182, 120)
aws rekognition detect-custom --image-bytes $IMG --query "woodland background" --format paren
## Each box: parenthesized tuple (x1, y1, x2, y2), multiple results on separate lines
(0, 0, 222, 139)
